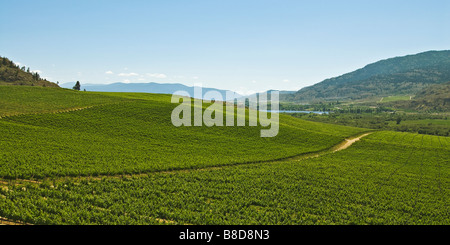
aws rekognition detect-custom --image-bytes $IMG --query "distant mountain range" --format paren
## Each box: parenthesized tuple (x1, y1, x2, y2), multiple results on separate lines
(3, 50, 449, 105)
(60, 82, 244, 100)
(284, 50, 450, 102)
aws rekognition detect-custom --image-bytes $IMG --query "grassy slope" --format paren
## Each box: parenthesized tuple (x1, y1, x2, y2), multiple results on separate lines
(0, 131, 448, 225)
(0, 86, 365, 179)
(0, 86, 129, 116)
(380, 95, 412, 103)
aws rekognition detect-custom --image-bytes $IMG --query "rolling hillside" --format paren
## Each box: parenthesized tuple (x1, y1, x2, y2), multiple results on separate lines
(285, 50, 450, 102)
(0, 86, 448, 225)
(0, 86, 364, 179)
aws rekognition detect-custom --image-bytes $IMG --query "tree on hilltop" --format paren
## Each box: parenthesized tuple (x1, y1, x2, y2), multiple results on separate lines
(73, 81, 81, 91)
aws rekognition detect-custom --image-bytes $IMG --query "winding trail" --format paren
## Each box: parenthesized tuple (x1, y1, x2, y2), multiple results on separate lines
(333, 133, 372, 152)
(284, 132, 373, 162)
(0, 216, 32, 226)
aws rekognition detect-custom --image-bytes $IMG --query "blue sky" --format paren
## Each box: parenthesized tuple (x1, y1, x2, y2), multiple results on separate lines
(1, 0, 449, 95)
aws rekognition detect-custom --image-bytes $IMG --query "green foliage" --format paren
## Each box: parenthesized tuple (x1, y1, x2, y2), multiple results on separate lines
(0, 131, 448, 225)
(0, 86, 365, 179)
(0, 86, 129, 117)
(0, 86, 447, 225)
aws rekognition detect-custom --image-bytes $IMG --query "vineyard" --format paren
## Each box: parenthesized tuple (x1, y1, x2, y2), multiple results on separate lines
(0, 86, 131, 117)
(0, 87, 364, 179)
(0, 86, 448, 225)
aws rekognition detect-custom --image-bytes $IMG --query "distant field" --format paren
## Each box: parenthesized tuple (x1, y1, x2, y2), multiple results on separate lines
(380, 95, 412, 103)
(386, 119, 450, 129)
(395, 119, 450, 126)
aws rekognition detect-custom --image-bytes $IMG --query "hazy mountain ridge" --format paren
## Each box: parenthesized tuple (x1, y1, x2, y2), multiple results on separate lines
(60, 82, 244, 100)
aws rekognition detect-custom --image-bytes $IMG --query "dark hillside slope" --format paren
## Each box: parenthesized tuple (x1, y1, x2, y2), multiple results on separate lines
(389, 81, 450, 112)
(286, 50, 450, 102)
(0, 56, 58, 87)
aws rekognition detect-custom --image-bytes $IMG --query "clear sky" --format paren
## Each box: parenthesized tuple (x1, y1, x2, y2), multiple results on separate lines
(1, 0, 449, 95)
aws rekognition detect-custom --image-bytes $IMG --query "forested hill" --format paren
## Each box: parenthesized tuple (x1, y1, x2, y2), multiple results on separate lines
(285, 50, 450, 102)
(0, 56, 59, 87)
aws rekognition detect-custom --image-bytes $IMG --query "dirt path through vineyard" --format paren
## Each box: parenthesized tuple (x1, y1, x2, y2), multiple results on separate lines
(333, 133, 372, 152)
